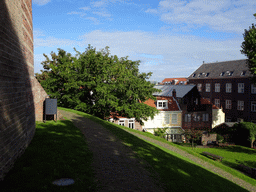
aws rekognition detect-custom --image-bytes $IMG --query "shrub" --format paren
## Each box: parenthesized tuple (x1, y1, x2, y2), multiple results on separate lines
(154, 128, 168, 138)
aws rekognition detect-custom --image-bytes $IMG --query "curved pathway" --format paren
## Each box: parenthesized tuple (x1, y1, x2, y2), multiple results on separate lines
(59, 109, 164, 192)
(59, 109, 256, 192)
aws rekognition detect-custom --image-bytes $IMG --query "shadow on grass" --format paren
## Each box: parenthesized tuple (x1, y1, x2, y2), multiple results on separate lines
(58, 107, 251, 192)
(214, 145, 256, 155)
(0, 120, 97, 192)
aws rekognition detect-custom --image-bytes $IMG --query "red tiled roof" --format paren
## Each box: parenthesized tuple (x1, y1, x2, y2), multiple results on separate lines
(201, 98, 219, 109)
(143, 96, 180, 111)
(162, 78, 188, 85)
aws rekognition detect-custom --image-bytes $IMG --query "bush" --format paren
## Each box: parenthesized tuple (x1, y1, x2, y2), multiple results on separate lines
(154, 128, 168, 138)
(217, 134, 224, 142)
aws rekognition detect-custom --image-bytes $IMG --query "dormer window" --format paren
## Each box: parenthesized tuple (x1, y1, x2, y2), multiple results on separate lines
(198, 73, 203, 77)
(220, 72, 225, 76)
(241, 71, 246, 76)
(157, 100, 168, 109)
(227, 71, 233, 76)
(192, 74, 196, 77)
(205, 73, 209, 77)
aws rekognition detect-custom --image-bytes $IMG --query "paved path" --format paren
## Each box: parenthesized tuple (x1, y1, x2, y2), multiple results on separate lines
(59, 109, 165, 192)
(59, 109, 256, 192)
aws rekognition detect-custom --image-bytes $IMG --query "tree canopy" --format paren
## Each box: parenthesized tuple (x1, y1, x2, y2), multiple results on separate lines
(241, 13, 256, 84)
(35, 44, 160, 125)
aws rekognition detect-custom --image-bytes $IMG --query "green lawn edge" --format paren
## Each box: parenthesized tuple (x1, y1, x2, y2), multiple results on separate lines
(58, 107, 256, 188)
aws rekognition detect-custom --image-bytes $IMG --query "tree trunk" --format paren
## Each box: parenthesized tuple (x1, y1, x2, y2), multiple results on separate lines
(251, 139, 255, 148)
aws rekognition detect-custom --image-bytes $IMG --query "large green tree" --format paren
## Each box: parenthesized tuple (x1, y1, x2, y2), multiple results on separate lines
(35, 45, 160, 125)
(241, 13, 256, 84)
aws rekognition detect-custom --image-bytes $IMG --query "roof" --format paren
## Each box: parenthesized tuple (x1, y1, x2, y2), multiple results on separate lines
(153, 85, 196, 98)
(188, 59, 252, 79)
(162, 78, 188, 85)
(201, 98, 219, 109)
(144, 96, 181, 111)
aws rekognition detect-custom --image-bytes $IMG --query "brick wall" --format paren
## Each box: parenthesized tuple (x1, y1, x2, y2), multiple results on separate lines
(0, 0, 35, 181)
(32, 76, 64, 121)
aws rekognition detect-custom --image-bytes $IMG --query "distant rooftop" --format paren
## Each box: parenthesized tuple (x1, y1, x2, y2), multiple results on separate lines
(153, 85, 195, 98)
(188, 59, 251, 79)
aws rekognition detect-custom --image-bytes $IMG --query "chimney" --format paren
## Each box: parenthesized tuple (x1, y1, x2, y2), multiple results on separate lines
(203, 61, 205, 64)
(172, 89, 176, 98)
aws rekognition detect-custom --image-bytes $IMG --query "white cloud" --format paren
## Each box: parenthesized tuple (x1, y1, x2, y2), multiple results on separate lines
(77, 29, 245, 81)
(33, 29, 45, 38)
(79, 6, 91, 11)
(33, 0, 51, 6)
(91, 0, 107, 8)
(34, 36, 81, 48)
(92, 11, 111, 18)
(146, 0, 256, 34)
(84, 17, 101, 24)
(145, 8, 158, 14)
(67, 11, 87, 17)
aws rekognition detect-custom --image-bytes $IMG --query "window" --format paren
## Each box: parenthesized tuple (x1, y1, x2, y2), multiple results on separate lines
(193, 114, 200, 122)
(251, 102, 256, 112)
(226, 83, 232, 93)
(195, 98, 198, 105)
(215, 99, 220, 108)
(202, 114, 209, 121)
(198, 73, 203, 77)
(226, 117, 232, 122)
(192, 74, 196, 77)
(128, 120, 134, 129)
(205, 73, 210, 77)
(197, 84, 202, 92)
(226, 100, 232, 109)
(118, 120, 125, 126)
(238, 83, 244, 93)
(237, 100, 244, 111)
(241, 71, 246, 76)
(252, 84, 256, 94)
(227, 71, 234, 76)
(172, 114, 177, 124)
(215, 83, 220, 92)
(157, 100, 168, 109)
(164, 114, 170, 124)
(185, 114, 191, 122)
(220, 72, 225, 76)
(205, 83, 210, 92)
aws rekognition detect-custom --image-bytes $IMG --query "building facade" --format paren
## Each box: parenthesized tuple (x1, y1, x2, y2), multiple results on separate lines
(187, 59, 256, 122)
(142, 96, 184, 142)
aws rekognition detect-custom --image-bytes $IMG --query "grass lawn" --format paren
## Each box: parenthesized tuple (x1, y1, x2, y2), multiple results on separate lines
(0, 119, 98, 192)
(56, 107, 255, 191)
(173, 143, 256, 182)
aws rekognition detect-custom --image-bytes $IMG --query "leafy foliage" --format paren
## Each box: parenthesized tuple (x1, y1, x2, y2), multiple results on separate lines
(241, 13, 256, 84)
(153, 127, 168, 138)
(35, 45, 160, 125)
(184, 128, 204, 149)
(232, 122, 256, 148)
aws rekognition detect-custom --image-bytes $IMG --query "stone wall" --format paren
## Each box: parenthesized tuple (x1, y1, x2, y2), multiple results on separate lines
(202, 133, 217, 146)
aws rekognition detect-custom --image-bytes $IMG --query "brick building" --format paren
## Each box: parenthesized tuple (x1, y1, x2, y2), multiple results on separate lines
(0, 0, 63, 181)
(187, 59, 256, 122)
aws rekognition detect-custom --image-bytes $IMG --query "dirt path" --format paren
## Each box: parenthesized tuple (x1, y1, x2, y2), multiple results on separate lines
(58, 109, 165, 192)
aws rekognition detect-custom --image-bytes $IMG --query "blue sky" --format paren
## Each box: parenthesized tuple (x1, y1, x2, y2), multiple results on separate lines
(32, 0, 256, 82)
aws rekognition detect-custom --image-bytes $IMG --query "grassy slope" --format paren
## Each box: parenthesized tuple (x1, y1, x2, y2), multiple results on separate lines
(58, 107, 256, 191)
(0, 119, 98, 192)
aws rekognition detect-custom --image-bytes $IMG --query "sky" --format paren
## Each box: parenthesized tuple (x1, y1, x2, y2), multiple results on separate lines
(32, 0, 256, 82)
